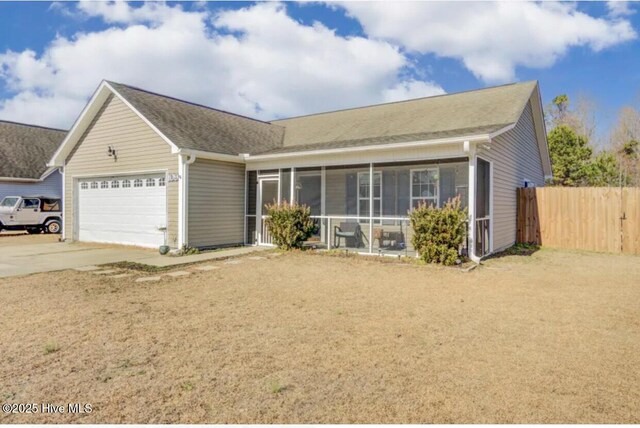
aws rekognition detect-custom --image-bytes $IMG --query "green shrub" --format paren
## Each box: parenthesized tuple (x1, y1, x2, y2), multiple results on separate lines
(265, 202, 317, 250)
(409, 196, 468, 266)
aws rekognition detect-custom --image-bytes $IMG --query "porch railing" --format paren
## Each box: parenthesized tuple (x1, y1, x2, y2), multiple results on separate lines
(257, 215, 470, 258)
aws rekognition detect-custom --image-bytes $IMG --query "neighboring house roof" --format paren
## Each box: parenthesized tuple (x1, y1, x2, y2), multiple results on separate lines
(0, 120, 67, 180)
(266, 81, 538, 153)
(106, 82, 284, 156)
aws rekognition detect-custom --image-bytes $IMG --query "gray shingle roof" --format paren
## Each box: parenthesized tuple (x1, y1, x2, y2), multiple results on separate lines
(107, 82, 284, 156)
(106, 80, 537, 157)
(256, 124, 507, 155)
(0, 121, 67, 179)
(266, 81, 537, 154)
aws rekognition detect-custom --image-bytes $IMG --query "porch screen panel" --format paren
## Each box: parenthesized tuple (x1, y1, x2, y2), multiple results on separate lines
(397, 170, 410, 216)
(296, 168, 321, 216)
(246, 171, 257, 216)
(280, 169, 291, 203)
(382, 170, 397, 217)
(325, 167, 348, 216)
(439, 163, 469, 208)
(245, 171, 257, 244)
(345, 172, 358, 217)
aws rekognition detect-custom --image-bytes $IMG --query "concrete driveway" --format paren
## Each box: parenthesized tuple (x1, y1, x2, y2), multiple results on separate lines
(0, 233, 159, 278)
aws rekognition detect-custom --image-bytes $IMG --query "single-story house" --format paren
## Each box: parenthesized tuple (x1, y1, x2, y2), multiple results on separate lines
(48, 80, 551, 261)
(0, 120, 66, 202)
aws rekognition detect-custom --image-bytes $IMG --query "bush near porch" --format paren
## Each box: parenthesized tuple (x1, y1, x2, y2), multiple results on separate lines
(265, 202, 317, 250)
(409, 196, 468, 266)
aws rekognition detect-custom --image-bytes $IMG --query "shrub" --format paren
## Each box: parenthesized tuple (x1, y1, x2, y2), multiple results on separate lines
(265, 202, 317, 250)
(409, 196, 468, 266)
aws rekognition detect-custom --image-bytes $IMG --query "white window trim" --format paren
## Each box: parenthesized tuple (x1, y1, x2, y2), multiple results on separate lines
(357, 171, 382, 222)
(410, 167, 439, 208)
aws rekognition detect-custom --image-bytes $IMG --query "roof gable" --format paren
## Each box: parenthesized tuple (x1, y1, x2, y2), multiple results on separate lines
(0, 121, 66, 179)
(106, 82, 284, 156)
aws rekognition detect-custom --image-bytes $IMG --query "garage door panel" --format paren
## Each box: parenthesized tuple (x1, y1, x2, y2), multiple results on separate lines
(78, 175, 167, 248)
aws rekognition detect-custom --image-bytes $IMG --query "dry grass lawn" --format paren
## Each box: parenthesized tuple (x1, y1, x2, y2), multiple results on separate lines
(0, 248, 638, 423)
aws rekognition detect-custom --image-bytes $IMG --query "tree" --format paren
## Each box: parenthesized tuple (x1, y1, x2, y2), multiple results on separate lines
(609, 106, 640, 185)
(584, 151, 622, 187)
(547, 94, 597, 141)
(547, 125, 593, 186)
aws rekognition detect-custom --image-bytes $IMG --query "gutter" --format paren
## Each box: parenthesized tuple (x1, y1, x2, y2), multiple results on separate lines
(243, 132, 500, 161)
(0, 176, 42, 183)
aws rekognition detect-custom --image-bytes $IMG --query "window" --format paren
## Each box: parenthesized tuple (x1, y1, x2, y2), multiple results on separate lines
(122, 180, 131, 188)
(146, 178, 155, 187)
(411, 168, 439, 208)
(100, 181, 109, 189)
(0, 197, 19, 208)
(158, 177, 165, 187)
(80, 182, 88, 190)
(90, 182, 98, 189)
(133, 179, 143, 188)
(22, 198, 40, 209)
(111, 180, 120, 188)
(357, 171, 381, 222)
(41, 199, 60, 212)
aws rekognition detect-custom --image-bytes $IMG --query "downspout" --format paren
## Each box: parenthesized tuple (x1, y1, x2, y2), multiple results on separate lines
(464, 140, 481, 263)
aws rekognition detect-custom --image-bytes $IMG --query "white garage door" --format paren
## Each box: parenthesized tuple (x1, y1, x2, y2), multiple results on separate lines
(78, 174, 167, 248)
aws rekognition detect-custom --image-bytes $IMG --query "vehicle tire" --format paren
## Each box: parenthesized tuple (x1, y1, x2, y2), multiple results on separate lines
(45, 220, 61, 234)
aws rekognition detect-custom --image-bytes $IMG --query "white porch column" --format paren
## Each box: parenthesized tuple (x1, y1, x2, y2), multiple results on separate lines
(369, 162, 374, 254)
(466, 141, 480, 263)
(321, 166, 326, 244)
(290, 167, 296, 204)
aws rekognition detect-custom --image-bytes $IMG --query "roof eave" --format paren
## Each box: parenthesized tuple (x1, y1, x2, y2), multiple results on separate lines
(245, 133, 494, 161)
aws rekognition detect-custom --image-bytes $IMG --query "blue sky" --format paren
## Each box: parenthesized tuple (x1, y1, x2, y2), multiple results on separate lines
(0, 1, 638, 144)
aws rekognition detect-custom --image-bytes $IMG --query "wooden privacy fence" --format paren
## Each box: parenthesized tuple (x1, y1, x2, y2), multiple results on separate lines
(517, 187, 640, 255)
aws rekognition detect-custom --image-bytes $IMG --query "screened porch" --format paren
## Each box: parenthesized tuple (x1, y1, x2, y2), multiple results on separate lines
(245, 157, 484, 258)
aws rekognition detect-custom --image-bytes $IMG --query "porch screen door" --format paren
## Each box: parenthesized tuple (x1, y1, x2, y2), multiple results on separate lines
(258, 178, 279, 245)
(475, 158, 491, 257)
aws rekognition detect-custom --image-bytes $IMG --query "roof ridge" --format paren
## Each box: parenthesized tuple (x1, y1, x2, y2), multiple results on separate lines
(105, 80, 281, 127)
(271, 80, 538, 122)
(0, 119, 67, 133)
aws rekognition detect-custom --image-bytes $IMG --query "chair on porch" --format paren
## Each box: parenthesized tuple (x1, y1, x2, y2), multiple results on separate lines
(333, 222, 368, 249)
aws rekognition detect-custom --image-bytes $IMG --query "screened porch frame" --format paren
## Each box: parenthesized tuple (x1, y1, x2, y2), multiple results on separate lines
(245, 154, 492, 261)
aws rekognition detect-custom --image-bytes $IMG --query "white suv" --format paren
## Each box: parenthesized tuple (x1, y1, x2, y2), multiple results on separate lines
(0, 196, 62, 234)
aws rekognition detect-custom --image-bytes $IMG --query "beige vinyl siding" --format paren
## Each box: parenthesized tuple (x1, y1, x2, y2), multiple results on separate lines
(187, 159, 245, 248)
(477, 100, 545, 252)
(64, 94, 179, 246)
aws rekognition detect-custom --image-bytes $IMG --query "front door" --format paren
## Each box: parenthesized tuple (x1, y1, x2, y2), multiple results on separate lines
(257, 178, 279, 245)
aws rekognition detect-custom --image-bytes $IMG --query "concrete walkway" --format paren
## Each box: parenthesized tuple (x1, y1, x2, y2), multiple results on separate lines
(0, 240, 271, 278)
(138, 246, 270, 267)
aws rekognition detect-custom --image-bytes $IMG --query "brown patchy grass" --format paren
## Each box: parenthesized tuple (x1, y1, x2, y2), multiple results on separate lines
(0, 249, 638, 423)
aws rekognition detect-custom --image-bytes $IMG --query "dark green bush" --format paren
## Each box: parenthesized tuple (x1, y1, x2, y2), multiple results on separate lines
(409, 196, 468, 266)
(265, 202, 317, 250)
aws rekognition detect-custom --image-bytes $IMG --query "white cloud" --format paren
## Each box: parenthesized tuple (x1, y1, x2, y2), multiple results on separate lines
(607, 1, 635, 18)
(0, 1, 443, 128)
(336, 1, 637, 83)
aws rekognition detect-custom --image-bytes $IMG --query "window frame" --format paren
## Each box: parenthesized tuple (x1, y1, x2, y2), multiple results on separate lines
(357, 171, 382, 222)
(410, 167, 439, 209)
